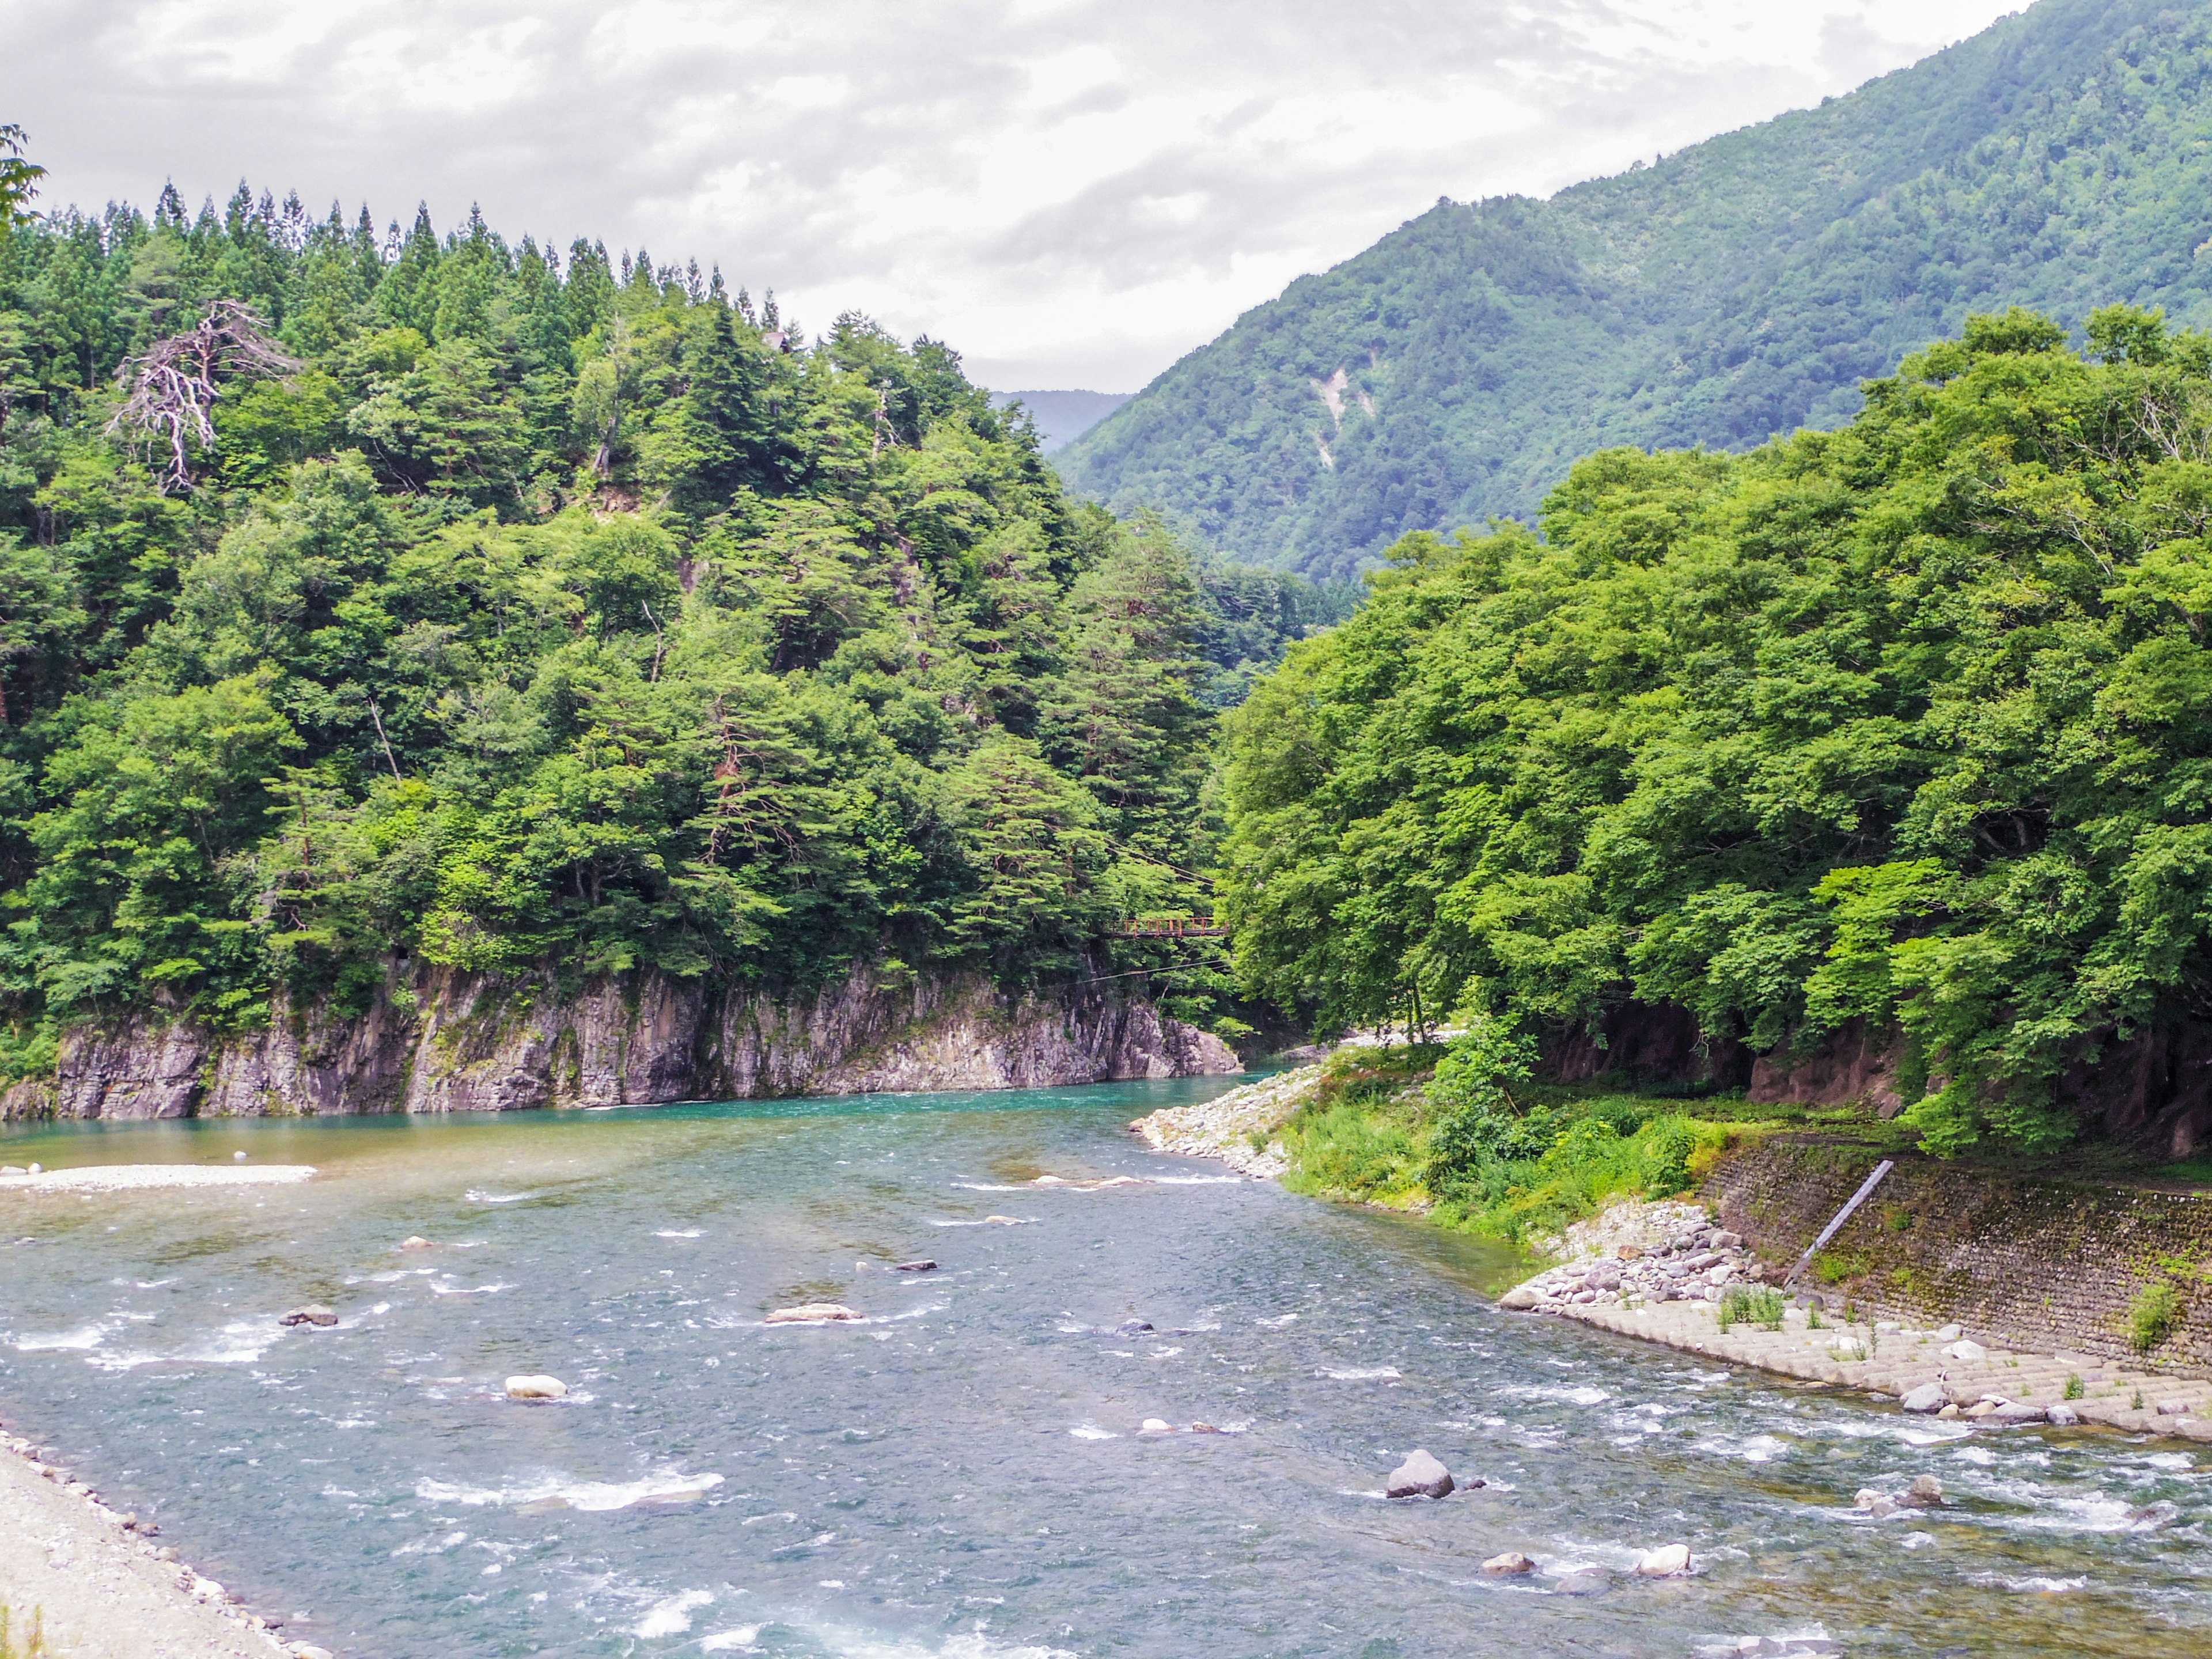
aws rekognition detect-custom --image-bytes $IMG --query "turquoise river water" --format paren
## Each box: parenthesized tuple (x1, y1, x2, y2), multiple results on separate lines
(2, 1077, 2209, 1658)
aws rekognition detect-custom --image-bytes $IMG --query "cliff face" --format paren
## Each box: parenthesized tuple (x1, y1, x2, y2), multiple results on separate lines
(0, 963, 1241, 1121)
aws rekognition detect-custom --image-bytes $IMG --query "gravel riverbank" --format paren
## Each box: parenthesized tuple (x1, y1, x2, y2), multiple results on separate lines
(0, 1420, 302, 1659)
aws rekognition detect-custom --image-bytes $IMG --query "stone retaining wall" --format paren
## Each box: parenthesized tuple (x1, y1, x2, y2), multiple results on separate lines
(1702, 1137, 2212, 1374)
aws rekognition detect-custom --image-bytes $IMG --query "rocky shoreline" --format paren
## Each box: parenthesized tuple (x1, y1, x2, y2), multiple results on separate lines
(1132, 1081, 2212, 1445)
(0, 1415, 313, 1659)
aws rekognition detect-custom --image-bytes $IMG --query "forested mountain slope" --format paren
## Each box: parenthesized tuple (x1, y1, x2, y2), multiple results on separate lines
(0, 187, 1325, 1067)
(1061, 0, 2212, 577)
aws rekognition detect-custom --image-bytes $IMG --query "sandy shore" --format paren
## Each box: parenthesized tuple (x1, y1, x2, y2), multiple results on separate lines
(0, 1423, 309, 1659)
(0, 1165, 316, 1193)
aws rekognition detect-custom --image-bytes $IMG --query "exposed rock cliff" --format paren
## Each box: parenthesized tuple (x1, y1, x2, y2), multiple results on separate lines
(0, 962, 1240, 1120)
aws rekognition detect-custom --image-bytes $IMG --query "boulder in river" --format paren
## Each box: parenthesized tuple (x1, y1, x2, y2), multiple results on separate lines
(399, 1236, 432, 1250)
(893, 1260, 937, 1272)
(1635, 1543, 1691, 1577)
(1385, 1449, 1455, 1499)
(2046, 1403, 2081, 1427)
(1906, 1475, 1944, 1506)
(280, 1305, 338, 1327)
(1498, 1285, 1542, 1311)
(505, 1374, 569, 1400)
(1989, 1401, 2047, 1423)
(766, 1303, 862, 1323)
(1482, 1552, 1535, 1575)
(1551, 1571, 1609, 1596)
(1900, 1382, 1946, 1414)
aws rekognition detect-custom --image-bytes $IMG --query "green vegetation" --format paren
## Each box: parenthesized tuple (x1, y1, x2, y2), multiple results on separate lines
(1063, 0, 2212, 578)
(2130, 1279, 2183, 1351)
(0, 162, 1333, 1046)
(0, 1605, 46, 1659)
(2065, 1372, 2086, 1399)
(1718, 1285, 1787, 1332)
(1222, 304, 2212, 1154)
(1275, 1035, 1766, 1244)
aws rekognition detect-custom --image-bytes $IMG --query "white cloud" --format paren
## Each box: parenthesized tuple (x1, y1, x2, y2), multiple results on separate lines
(6, 0, 2022, 389)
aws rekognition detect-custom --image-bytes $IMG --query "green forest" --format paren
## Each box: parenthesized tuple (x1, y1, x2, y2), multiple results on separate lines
(1219, 305, 2212, 1154)
(0, 160, 1342, 1066)
(1063, 0, 2212, 578)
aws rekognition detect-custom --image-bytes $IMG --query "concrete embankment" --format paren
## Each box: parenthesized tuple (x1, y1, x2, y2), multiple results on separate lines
(1547, 1296, 2212, 1440)
(1702, 1137, 2212, 1373)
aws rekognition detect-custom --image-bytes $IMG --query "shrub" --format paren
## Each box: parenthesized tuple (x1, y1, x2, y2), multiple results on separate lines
(1717, 1286, 1786, 1332)
(1639, 1118, 1696, 1198)
(2064, 1373, 2085, 1401)
(2128, 1281, 2181, 1353)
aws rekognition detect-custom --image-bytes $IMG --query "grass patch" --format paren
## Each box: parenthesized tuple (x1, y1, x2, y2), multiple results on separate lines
(2128, 1280, 2181, 1353)
(1275, 1043, 1780, 1244)
(1718, 1285, 1786, 1332)
(0, 1605, 47, 1659)
(1812, 1248, 1873, 1286)
(2065, 1373, 2085, 1400)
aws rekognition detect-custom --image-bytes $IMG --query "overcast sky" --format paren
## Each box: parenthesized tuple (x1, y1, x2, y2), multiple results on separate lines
(5, 0, 2021, 391)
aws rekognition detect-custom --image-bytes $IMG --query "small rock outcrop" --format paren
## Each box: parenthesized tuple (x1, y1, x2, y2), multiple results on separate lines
(1385, 1449, 1455, 1499)
(279, 1305, 336, 1328)
(1635, 1543, 1691, 1577)
(505, 1375, 568, 1400)
(765, 1304, 861, 1324)
(1899, 1382, 1946, 1413)
(1481, 1552, 1535, 1575)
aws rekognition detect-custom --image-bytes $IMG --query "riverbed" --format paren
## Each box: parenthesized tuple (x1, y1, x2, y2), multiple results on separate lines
(3, 1078, 2209, 1658)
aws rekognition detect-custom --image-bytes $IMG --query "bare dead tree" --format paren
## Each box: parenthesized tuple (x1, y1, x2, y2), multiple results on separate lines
(105, 300, 300, 492)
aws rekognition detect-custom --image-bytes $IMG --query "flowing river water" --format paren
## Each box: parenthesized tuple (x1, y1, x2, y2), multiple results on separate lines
(2, 1077, 2209, 1659)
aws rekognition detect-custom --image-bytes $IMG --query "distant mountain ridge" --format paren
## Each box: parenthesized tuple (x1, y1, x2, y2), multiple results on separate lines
(989, 388, 1130, 452)
(1059, 0, 2212, 577)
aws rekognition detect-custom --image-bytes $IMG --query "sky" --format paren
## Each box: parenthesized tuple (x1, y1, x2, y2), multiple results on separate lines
(3, 0, 2025, 393)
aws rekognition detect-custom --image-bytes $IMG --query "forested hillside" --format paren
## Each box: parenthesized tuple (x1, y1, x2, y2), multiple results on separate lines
(0, 176, 1332, 1062)
(1063, 0, 2212, 577)
(1221, 306, 2212, 1154)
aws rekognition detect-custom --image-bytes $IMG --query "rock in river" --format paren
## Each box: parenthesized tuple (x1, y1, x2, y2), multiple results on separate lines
(893, 1260, 937, 1272)
(766, 1303, 862, 1323)
(1899, 1382, 1947, 1414)
(505, 1374, 569, 1400)
(1482, 1552, 1535, 1575)
(1906, 1474, 1944, 1506)
(1385, 1449, 1455, 1499)
(1636, 1543, 1692, 1577)
(280, 1305, 338, 1327)
(1497, 1285, 1542, 1311)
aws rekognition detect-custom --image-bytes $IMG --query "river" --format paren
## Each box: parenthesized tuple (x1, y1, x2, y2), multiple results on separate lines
(2, 1077, 2208, 1658)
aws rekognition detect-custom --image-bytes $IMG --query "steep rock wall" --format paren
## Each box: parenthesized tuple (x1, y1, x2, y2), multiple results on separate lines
(0, 962, 1240, 1121)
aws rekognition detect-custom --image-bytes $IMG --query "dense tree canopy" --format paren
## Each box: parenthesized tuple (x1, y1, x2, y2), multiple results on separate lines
(1221, 306, 2212, 1152)
(0, 180, 1328, 1057)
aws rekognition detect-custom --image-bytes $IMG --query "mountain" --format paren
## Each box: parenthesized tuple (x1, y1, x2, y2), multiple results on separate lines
(1059, 0, 2212, 578)
(990, 389, 1130, 452)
